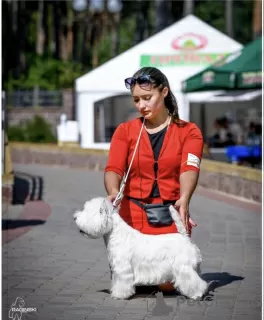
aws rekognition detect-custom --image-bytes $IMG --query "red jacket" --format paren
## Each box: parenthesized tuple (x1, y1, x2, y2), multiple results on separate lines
(105, 118, 204, 200)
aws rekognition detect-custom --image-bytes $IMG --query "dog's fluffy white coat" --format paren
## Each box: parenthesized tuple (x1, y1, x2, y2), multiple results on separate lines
(74, 197, 208, 300)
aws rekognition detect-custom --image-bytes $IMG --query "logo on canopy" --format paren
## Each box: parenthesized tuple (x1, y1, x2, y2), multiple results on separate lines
(202, 71, 215, 83)
(242, 71, 262, 86)
(214, 50, 241, 67)
(172, 33, 208, 51)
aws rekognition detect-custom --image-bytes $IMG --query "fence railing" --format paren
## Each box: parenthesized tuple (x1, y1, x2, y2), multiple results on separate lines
(6, 90, 63, 108)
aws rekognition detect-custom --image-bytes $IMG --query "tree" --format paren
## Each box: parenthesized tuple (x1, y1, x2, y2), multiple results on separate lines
(2, 0, 255, 92)
(134, 1, 149, 44)
(183, 0, 194, 16)
(252, 0, 262, 38)
(155, 0, 172, 33)
(225, 0, 234, 38)
(53, 0, 61, 60)
(33, 0, 44, 107)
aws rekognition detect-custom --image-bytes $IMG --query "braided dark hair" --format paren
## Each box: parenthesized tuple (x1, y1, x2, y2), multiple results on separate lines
(133, 67, 181, 124)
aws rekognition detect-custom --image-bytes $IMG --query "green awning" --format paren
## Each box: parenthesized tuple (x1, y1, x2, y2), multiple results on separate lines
(182, 37, 262, 92)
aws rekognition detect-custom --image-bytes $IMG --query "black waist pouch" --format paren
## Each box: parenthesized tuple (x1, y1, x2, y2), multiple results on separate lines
(129, 198, 174, 226)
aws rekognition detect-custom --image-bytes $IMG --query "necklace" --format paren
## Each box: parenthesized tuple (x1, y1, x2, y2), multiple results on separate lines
(144, 116, 172, 134)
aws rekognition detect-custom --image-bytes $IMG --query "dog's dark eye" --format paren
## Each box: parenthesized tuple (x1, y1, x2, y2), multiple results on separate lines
(99, 208, 103, 215)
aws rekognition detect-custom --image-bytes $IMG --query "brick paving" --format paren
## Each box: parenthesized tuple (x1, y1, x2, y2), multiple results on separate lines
(2, 164, 261, 320)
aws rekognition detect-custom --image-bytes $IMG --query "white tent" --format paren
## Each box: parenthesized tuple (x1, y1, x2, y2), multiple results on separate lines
(75, 14, 242, 149)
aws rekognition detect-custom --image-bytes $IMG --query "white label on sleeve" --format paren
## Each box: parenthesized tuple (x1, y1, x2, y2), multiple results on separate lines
(187, 153, 200, 168)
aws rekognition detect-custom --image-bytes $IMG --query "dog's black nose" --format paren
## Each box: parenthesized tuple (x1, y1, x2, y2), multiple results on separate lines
(74, 217, 77, 221)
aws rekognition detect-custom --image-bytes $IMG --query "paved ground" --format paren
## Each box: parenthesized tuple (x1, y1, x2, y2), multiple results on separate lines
(2, 164, 261, 320)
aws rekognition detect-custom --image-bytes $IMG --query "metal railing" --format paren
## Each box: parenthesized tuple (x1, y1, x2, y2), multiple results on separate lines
(6, 90, 63, 108)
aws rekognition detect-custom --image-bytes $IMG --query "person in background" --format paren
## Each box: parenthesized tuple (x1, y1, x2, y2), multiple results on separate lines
(246, 122, 262, 146)
(208, 118, 223, 147)
(104, 67, 204, 292)
(225, 113, 244, 145)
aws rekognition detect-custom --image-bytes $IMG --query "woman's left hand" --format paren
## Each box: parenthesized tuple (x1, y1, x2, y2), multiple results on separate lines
(174, 197, 197, 232)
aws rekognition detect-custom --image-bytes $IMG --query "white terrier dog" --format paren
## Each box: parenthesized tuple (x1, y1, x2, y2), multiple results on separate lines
(73, 197, 208, 300)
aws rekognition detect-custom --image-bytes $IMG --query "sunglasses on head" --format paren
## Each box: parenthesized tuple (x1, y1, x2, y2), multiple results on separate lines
(124, 75, 158, 90)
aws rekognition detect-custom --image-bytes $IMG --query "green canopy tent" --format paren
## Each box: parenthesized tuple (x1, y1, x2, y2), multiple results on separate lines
(182, 37, 262, 92)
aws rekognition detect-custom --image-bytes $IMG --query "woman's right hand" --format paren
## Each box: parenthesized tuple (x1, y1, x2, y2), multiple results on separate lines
(107, 191, 120, 206)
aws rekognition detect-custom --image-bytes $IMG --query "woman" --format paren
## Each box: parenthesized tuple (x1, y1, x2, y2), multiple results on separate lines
(104, 67, 203, 292)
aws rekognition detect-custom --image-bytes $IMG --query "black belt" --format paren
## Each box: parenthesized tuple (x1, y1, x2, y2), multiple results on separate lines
(127, 196, 175, 209)
(126, 196, 176, 226)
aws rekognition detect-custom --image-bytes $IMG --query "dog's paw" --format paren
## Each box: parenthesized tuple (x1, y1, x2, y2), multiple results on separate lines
(111, 288, 135, 300)
(111, 294, 129, 300)
(111, 293, 134, 300)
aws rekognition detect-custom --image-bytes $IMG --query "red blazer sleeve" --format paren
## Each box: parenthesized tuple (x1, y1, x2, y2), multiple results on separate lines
(105, 123, 128, 178)
(180, 123, 204, 175)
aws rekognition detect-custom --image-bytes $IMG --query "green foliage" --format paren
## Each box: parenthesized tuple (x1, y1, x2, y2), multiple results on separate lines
(97, 34, 113, 66)
(24, 115, 56, 143)
(8, 115, 56, 143)
(27, 12, 39, 52)
(194, 0, 254, 44)
(233, 1, 253, 44)
(194, 0, 225, 34)
(97, 16, 136, 66)
(3, 0, 255, 91)
(119, 17, 137, 53)
(7, 58, 85, 90)
(7, 125, 26, 142)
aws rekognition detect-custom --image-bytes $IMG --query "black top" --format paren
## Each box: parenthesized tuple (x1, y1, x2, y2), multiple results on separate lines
(147, 126, 167, 197)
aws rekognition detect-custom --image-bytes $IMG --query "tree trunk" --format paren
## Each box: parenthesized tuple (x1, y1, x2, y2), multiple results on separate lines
(225, 0, 233, 38)
(53, 1, 61, 59)
(72, 11, 79, 62)
(253, 0, 262, 39)
(91, 15, 101, 68)
(101, 11, 109, 39)
(19, 0, 27, 73)
(43, 2, 49, 56)
(60, 1, 69, 61)
(111, 12, 120, 57)
(81, 10, 90, 65)
(36, 0, 44, 56)
(183, 0, 194, 16)
(134, 1, 145, 44)
(34, 0, 44, 107)
(15, 0, 22, 78)
(143, 1, 151, 38)
(12, 0, 18, 35)
(66, 1, 73, 60)
(155, 0, 172, 33)
(12, 0, 19, 79)
(2, 1, 8, 84)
